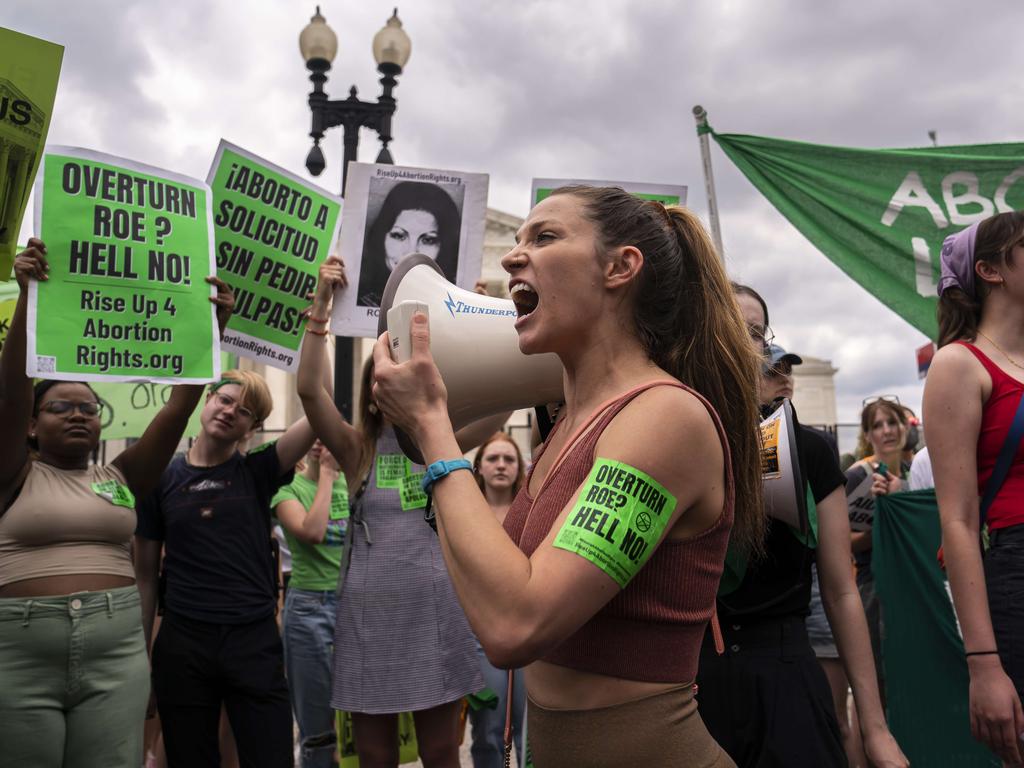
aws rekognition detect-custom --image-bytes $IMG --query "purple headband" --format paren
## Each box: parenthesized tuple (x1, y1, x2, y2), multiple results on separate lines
(938, 222, 980, 297)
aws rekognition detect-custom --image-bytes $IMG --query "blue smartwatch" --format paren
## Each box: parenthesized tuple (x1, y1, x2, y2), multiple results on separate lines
(421, 459, 473, 493)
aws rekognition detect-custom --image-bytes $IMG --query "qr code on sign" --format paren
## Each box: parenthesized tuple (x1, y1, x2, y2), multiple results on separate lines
(36, 356, 56, 373)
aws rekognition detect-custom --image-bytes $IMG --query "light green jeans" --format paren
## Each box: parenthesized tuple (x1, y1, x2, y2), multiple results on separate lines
(0, 585, 149, 767)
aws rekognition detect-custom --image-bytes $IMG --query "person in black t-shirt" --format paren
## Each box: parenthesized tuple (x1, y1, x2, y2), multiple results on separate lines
(694, 285, 907, 768)
(135, 369, 316, 768)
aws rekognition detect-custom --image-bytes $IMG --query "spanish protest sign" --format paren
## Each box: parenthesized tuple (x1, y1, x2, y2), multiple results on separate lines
(332, 162, 489, 338)
(0, 28, 63, 279)
(30, 146, 219, 383)
(530, 178, 687, 208)
(708, 128, 1024, 339)
(208, 140, 342, 372)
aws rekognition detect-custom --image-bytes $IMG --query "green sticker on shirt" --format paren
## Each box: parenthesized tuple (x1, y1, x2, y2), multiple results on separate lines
(376, 454, 408, 489)
(399, 472, 427, 511)
(329, 485, 349, 520)
(91, 480, 136, 509)
(552, 458, 676, 589)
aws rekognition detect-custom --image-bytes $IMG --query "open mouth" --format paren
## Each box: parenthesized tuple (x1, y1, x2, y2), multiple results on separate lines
(510, 282, 539, 319)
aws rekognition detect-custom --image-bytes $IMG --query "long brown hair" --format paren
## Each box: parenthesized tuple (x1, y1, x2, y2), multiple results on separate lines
(855, 400, 907, 460)
(938, 211, 1024, 347)
(551, 186, 765, 556)
(356, 357, 385, 480)
(472, 432, 526, 497)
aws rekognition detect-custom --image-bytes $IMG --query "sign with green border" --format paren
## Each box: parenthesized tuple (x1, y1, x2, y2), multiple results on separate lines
(207, 140, 342, 372)
(29, 146, 219, 383)
(530, 178, 687, 207)
(0, 27, 63, 279)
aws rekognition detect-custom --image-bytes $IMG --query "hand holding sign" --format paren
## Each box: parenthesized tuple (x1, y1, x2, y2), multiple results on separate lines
(14, 239, 49, 288)
(206, 275, 235, 336)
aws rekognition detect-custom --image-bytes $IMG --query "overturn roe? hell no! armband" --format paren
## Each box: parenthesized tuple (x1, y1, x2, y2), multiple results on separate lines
(552, 458, 677, 588)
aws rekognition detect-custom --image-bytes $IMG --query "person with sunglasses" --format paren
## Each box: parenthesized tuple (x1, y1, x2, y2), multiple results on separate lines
(135, 368, 317, 767)
(0, 239, 234, 767)
(697, 283, 906, 768)
(924, 211, 1024, 765)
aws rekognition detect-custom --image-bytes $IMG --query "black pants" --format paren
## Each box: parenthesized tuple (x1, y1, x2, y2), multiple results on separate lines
(696, 616, 847, 768)
(152, 611, 292, 768)
(986, 524, 1024, 700)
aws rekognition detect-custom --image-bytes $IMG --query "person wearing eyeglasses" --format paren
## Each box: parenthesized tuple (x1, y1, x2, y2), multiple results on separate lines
(134, 369, 317, 768)
(698, 284, 907, 768)
(0, 239, 234, 767)
(924, 211, 1024, 765)
(762, 344, 802, 402)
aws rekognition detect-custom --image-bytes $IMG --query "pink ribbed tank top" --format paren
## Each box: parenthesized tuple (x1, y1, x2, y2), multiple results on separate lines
(502, 381, 734, 683)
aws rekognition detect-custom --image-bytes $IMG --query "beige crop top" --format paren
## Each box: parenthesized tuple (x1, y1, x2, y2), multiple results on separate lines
(0, 461, 136, 588)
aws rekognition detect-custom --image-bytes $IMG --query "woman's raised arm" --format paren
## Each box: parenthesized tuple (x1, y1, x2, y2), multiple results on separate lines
(297, 256, 361, 480)
(0, 241, 48, 489)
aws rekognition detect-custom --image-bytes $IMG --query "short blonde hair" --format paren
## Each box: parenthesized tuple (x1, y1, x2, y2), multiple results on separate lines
(212, 369, 273, 425)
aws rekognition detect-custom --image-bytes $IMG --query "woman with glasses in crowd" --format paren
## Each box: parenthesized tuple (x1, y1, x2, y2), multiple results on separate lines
(924, 211, 1024, 765)
(0, 239, 233, 767)
(696, 283, 906, 768)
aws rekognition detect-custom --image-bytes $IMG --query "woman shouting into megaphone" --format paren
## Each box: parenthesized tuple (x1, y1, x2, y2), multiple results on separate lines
(370, 186, 764, 767)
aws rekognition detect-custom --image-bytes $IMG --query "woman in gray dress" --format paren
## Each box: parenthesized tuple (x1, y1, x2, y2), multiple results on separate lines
(298, 255, 483, 768)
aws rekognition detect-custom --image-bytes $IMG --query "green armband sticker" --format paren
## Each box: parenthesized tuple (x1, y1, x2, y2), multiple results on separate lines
(91, 480, 136, 509)
(552, 458, 676, 588)
(399, 472, 427, 511)
(376, 454, 407, 489)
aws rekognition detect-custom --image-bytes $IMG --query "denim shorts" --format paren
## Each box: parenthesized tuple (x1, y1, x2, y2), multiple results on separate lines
(985, 524, 1024, 698)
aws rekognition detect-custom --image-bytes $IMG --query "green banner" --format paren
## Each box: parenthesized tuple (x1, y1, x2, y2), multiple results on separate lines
(208, 140, 341, 372)
(873, 490, 996, 766)
(0, 28, 63, 279)
(30, 147, 219, 383)
(710, 130, 1024, 339)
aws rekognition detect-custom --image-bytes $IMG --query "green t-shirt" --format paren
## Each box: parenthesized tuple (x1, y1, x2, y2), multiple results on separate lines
(271, 473, 349, 590)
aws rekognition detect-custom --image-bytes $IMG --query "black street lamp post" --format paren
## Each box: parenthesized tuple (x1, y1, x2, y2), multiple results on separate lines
(299, 7, 411, 420)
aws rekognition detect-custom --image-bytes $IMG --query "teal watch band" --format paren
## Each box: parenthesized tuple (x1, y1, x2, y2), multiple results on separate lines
(421, 459, 473, 493)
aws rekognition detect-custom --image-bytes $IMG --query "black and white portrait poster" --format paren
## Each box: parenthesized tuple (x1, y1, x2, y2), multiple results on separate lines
(330, 163, 489, 338)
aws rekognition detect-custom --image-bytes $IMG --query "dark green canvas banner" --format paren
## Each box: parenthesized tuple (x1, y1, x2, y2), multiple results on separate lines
(873, 490, 996, 766)
(711, 130, 1024, 338)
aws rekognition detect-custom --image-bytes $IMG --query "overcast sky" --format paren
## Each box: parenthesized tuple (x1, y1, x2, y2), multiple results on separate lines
(8, 0, 1024, 431)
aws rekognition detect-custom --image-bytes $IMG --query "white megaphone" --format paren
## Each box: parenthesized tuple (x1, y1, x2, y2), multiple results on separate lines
(379, 254, 565, 463)
(759, 398, 808, 533)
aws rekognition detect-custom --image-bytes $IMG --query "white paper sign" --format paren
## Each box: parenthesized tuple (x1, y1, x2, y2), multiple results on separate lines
(331, 163, 489, 338)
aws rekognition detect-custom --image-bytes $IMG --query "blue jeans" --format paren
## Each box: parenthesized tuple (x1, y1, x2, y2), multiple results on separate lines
(283, 588, 338, 768)
(468, 641, 525, 768)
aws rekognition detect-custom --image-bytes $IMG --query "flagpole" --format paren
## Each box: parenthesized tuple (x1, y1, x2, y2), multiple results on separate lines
(692, 105, 725, 261)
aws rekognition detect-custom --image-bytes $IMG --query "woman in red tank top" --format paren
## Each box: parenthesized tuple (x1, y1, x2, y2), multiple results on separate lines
(370, 186, 765, 766)
(924, 210, 1024, 765)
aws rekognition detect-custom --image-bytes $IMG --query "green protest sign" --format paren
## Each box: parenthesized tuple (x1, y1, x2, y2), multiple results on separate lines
(208, 140, 342, 372)
(531, 178, 687, 208)
(29, 147, 219, 383)
(0, 28, 63, 279)
(91, 380, 203, 440)
(0, 272, 16, 352)
(709, 129, 1024, 339)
